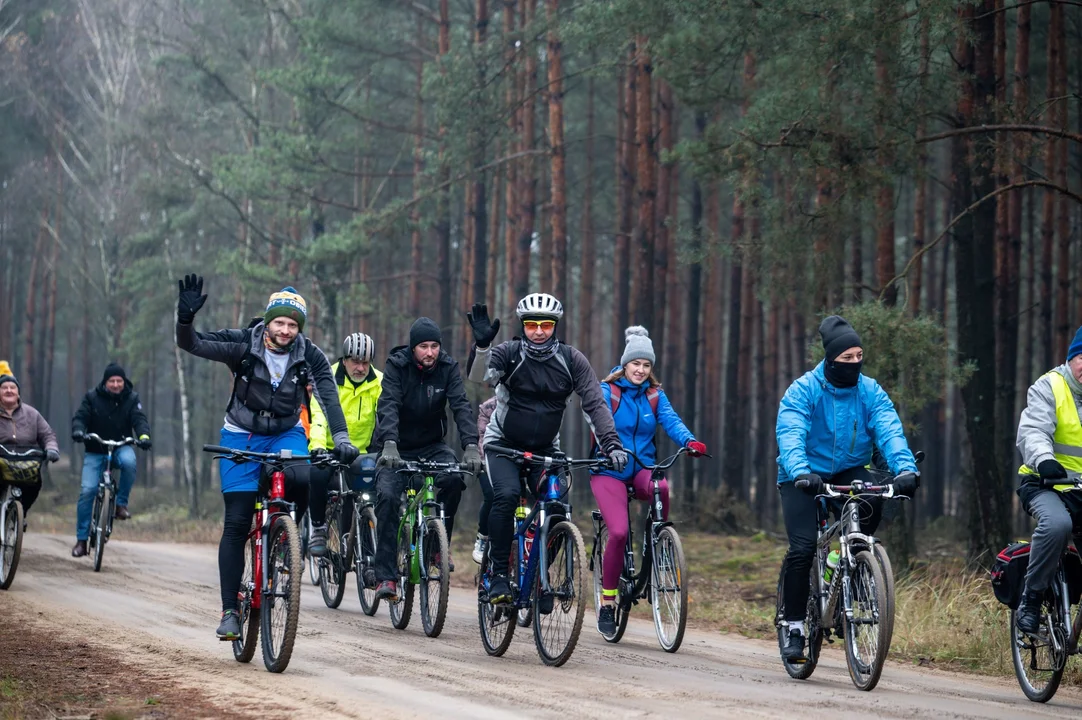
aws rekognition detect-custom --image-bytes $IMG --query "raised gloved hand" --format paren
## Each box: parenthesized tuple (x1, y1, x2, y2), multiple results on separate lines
(335, 441, 360, 465)
(72, 430, 85, 443)
(463, 443, 483, 475)
(893, 471, 920, 497)
(795, 473, 824, 495)
(136, 434, 152, 450)
(377, 440, 403, 469)
(607, 448, 629, 473)
(1038, 459, 1067, 480)
(46, 448, 60, 463)
(467, 303, 501, 348)
(686, 440, 707, 457)
(177, 274, 208, 324)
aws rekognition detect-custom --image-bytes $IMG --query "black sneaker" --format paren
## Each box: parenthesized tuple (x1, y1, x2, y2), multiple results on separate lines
(1017, 590, 1043, 635)
(781, 628, 806, 662)
(309, 524, 328, 557)
(216, 610, 242, 641)
(597, 605, 617, 636)
(363, 567, 378, 589)
(488, 574, 512, 605)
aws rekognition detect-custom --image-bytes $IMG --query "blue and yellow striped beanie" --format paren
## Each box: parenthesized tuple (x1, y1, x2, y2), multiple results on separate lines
(265, 287, 307, 330)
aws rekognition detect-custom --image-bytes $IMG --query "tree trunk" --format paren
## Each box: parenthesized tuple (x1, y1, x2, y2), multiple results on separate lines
(656, 81, 675, 358)
(502, 0, 519, 319)
(632, 38, 655, 330)
(409, 14, 426, 318)
(874, 7, 897, 306)
(1054, 6, 1070, 361)
(23, 212, 44, 402)
(547, 0, 567, 318)
(513, 0, 536, 306)
(436, 0, 453, 330)
(578, 71, 596, 360)
(1039, 4, 1059, 370)
(471, 0, 490, 327)
(683, 110, 708, 508)
(615, 43, 636, 349)
(910, 16, 930, 316)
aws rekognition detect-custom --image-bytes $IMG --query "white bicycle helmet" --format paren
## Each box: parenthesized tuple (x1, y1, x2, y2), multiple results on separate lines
(342, 332, 375, 361)
(516, 293, 564, 320)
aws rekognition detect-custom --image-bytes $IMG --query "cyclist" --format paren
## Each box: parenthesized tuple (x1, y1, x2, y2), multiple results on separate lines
(1014, 324, 1082, 634)
(775, 315, 918, 662)
(591, 326, 707, 635)
(0, 368, 60, 518)
(471, 395, 497, 564)
(174, 274, 358, 639)
(371, 317, 482, 600)
(307, 332, 383, 557)
(466, 294, 627, 605)
(70, 362, 151, 558)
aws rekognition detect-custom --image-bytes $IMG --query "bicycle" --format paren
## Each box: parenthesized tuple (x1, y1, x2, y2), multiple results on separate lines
(386, 457, 467, 638)
(1009, 478, 1082, 703)
(775, 468, 917, 691)
(81, 434, 136, 573)
(300, 510, 319, 586)
(477, 445, 599, 667)
(0, 446, 45, 590)
(203, 444, 304, 673)
(590, 446, 706, 652)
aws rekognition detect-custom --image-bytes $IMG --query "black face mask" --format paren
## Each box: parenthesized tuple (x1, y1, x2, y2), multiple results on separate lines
(825, 360, 863, 388)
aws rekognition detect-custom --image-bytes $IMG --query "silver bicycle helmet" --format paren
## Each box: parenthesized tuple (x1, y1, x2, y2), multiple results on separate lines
(515, 293, 564, 320)
(342, 332, 375, 361)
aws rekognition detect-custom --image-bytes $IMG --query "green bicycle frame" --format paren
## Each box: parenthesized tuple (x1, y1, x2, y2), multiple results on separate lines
(396, 473, 441, 585)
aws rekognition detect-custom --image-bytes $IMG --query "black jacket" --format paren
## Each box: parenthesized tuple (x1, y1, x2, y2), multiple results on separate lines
(374, 345, 478, 452)
(71, 378, 151, 455)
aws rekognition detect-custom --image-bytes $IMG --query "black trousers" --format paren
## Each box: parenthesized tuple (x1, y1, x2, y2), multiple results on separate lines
(779, 466, 884, 622)
(309, 464, 367, 526)
(483, 448, 547, 577)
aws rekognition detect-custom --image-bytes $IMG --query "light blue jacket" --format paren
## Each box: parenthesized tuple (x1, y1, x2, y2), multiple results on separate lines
(596, 371, 695, 482)
(776, 361, 916, 483)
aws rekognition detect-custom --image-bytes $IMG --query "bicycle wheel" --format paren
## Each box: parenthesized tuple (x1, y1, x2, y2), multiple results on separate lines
(651, 525, 688, 653)
(1010, 590, 1066, 703)
(233, 532, 260, 663)
(319, 500, 347, 609)
(872, 544, 896, 650)
(533, 520, 587, 667)
(844, 550, 889, 690)
(355, 507, 380, 616)
(92, 487, 111, 573)
(389, 526, 415, 631)
(478, 558, 516, 656)
(301, 512, 319, 586)
(590, 526, 627, 642)
(419, 518, 450, 638)
(775, 555, 823, 680)
(0, 500, 23, 590)
(260, 514, 302, 673)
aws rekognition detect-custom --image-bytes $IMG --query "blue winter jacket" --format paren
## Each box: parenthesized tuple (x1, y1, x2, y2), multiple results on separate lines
(776, 361, 916, 484)
(596, 370, 696, 482)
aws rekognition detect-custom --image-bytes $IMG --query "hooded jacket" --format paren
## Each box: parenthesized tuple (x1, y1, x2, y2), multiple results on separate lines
(775, 361, 916, 483)
(595, 369, 694, 482)
(72, 371, 151, 455)
(0, 401, 59, 455)
(309, 361, 384, 452)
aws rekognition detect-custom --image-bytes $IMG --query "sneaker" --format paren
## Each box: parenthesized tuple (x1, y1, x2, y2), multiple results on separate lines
(597, 605, 616, 636)
(781, 628, 806, 662)
(374, 580, 398, 600)
(71, 540, 88, 558)
(472, 534, 489, 565)
(363, 567, 378, 589)
(434, 552, 455, 573)
(216, 610, 242, 640)
(1017, 589, 1043, 635)
(114, 505, 131, 520)
(309, 524, 328, 557)
(488, 574, 513, 606)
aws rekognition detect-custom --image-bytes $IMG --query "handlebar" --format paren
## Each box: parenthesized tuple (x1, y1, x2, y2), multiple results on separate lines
(84, 434, 136, 448)
(202, 444, 309, 464)
(395, 459, 470, 474)
(0, 445, 46, 460)
(625, 445, 711, 473)
(309, 451, 378, 470)
(485, 444, 609, 471)
(796, 470, 920, 500)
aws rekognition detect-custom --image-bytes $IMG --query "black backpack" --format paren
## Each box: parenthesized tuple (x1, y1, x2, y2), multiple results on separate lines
(991, 540, 1082, 608)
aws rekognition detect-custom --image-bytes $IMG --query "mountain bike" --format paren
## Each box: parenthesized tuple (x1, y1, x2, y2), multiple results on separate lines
(386, 458, 466, 638)
(477, 445, 600, 667)
(1010, 479, 1082, 703)
(775, 469, 916, 691)
(82, 434, 136, 573)
(0, 446, 45, 590)
(204, 444, 304, 673)
(300, 510, 319, 586)
(590, 446, 706, 652)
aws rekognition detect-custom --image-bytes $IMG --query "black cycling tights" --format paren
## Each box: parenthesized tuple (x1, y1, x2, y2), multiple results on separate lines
(219, 472, 309, 612)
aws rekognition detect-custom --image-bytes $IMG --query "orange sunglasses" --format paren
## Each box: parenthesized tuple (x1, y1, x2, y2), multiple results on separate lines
(523, 320, 556, 331)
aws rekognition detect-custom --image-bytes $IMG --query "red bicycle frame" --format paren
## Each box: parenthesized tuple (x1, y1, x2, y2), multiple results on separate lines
(245, 469, 288, 612)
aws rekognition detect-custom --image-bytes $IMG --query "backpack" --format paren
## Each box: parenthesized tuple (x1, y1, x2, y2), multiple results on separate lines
(499, 340, 574, 387)
(228, 345, 311, 418)
(991, 540, 1082, 608)
(608, 384, 659, 418)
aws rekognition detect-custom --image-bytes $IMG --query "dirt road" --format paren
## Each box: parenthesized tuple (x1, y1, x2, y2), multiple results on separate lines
(4, 534, 1079, 719)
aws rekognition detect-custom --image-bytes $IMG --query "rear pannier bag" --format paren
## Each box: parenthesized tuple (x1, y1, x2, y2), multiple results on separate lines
(991, 540, 1082, 608)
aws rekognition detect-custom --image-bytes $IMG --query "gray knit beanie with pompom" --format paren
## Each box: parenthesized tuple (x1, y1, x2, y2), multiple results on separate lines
(620, 326, 656, 366)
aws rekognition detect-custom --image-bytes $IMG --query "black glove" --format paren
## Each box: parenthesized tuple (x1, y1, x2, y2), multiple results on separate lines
(310, 447, 330, 458)
(1038, 459, 1067, 481)
(607, 448, 629, 473)
(377, 440, 403, 469)
(177, 273, 208, 324)
(893, 471, 920, 497)
(335, 441, 360, 465)
(795, 473, 824, 495)
(72, 430, 85, 443)
(463, 443, 483, 474)
(467, 303, 501, 348)
(136, 434, 152, 450)
(46, 448, 60, 463)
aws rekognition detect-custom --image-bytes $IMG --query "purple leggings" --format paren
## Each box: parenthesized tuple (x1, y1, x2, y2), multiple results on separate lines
(590, 470, 670, 593)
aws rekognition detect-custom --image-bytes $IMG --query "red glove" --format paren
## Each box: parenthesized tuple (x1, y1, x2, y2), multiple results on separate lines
(687, 441, 707, 457)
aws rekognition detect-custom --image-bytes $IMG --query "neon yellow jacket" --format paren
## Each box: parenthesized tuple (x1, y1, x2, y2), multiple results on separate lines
(309, 362, 383, 452)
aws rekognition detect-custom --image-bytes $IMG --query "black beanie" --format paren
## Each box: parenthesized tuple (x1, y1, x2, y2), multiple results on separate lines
(101, 362, 127, 384)
(819, 316, 862, 363)
(409, 317, 442, 349)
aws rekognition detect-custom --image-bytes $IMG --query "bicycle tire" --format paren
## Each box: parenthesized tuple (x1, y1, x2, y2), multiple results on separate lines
(233, 533, 260, 663)
(92, 487, 111, 573)
(872, 544, 896, 651)
(516, 538, 533, 627)
(478, 556, 516, 656)
(651, 525, 688, 653)
(591, 525, 627, 643)
(301, 512, 319, 586)
(389, 526, 415, 630)
(0, 500, 23, 590)
(419, 518, 450, 638)
(775, 555, 823, 679)
(533, 520, 587, 667)
(260, 514, 302, 673)
(356, 507, 380, 616)
(1010, 590, 1065, 703)
(341, 494, 357, 572)
(319, 499, 347, 609)
(844, 550, 889, 691)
